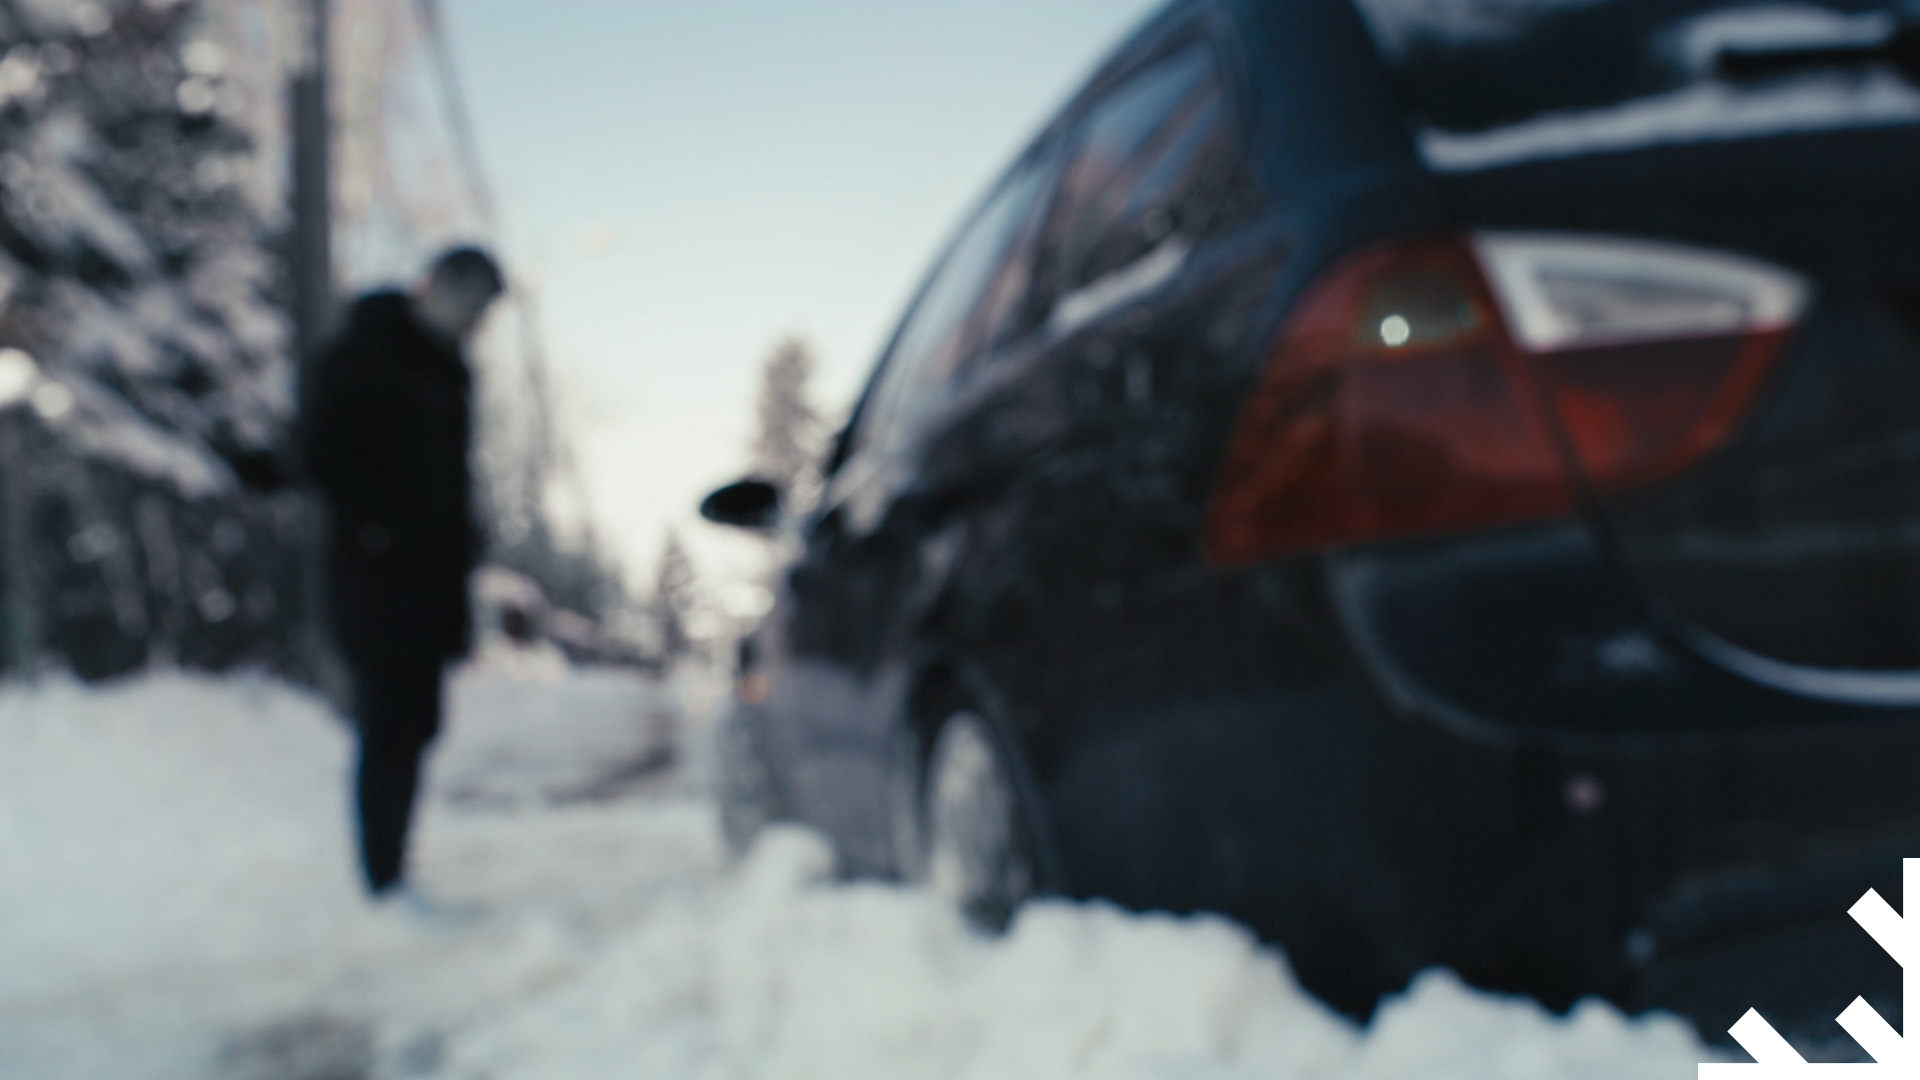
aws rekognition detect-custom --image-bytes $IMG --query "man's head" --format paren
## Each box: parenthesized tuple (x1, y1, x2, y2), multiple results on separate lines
(413, 245, 505, 342)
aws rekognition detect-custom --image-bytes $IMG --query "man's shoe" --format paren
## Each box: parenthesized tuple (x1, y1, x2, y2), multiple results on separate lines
(372, 883, 443, 926)
(372, 883, 476, 933)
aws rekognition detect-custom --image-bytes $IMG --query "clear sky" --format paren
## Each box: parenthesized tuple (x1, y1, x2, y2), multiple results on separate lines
(438, 1, 1164, 593)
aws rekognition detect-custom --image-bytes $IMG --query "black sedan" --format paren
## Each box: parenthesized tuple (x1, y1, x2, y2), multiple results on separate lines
(702, 0, 1920, 1040)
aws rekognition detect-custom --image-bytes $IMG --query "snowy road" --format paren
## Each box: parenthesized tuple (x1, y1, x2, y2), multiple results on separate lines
(0, 659, 1710, 1079)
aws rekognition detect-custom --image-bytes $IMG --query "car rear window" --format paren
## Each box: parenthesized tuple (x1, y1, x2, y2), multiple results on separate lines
(854, 159, 1052, 459)
(1040, 44, 1225, 297)
(1351, 0, 1920, 169)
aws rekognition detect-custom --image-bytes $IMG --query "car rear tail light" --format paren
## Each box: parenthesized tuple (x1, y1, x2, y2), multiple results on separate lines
(1203, 233, 1810, 565)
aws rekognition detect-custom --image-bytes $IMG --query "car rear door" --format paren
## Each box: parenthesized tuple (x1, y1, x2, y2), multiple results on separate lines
(772, 146, 1058, 872)
(918, 20, 1280, 659)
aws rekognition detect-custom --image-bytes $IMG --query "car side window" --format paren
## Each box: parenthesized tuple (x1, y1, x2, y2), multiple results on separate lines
(1028, 42, 1234, 326)
(853, 156, 1051, 460)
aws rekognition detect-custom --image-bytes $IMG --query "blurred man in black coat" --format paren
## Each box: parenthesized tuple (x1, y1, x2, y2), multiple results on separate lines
(300, 246, 504, 903)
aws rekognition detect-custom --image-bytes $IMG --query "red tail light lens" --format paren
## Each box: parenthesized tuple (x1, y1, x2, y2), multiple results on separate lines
(1204, 233, 1810, 565)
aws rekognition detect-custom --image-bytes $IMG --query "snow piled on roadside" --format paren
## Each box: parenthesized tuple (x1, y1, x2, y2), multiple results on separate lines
(0, 671, 358, 1005)
(450, 825, 1703, 1080)
(0, 664, 717, 1080)
(0, 669, 1708, 1079)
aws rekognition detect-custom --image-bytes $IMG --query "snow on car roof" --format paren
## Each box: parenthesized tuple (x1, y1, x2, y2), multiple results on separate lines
(1351, 0, 1920, 170)
(1351, 0, 1920, 168)
(1418, 66, 1920, 171)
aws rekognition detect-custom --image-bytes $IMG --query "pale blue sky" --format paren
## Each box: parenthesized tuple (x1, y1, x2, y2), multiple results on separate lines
(439, 1, 1163, 586)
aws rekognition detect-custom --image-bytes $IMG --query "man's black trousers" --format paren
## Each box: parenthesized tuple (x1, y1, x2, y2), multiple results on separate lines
(352, 656, 444, 895)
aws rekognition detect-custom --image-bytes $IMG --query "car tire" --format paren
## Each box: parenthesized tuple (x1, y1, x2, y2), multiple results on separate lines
(921, 709, 1038, 929)
(716, 707, 786, 856)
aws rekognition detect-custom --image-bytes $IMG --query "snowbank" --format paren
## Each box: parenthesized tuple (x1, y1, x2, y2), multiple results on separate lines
(443, 826, 1703, 1080)
(0, 669, 1708, 1079)
(0, 671, 356, 1005)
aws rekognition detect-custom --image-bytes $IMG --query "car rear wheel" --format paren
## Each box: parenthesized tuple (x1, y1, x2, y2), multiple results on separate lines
(922, 709, 1036, 928)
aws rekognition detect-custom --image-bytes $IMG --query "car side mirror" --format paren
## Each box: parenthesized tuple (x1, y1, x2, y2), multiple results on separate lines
(700, 478, 782, 530)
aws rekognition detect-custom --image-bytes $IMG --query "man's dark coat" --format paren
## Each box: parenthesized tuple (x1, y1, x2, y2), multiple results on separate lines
(301, 291, 481, 665)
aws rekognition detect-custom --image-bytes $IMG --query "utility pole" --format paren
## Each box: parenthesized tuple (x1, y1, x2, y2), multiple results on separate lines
(289, 0, 348, 708)
(0, 410, 31, 680)
(0, 349, 42, 681)
(290, 0, 333, 363)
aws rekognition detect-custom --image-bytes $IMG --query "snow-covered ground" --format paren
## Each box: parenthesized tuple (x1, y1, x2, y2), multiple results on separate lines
(0, 656, 1710, 1079)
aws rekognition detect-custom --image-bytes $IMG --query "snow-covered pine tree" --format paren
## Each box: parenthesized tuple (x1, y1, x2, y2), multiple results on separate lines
(749, 335, 825, 515)
(0, 0, 299, 679)
(650, 528, 698, 667)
